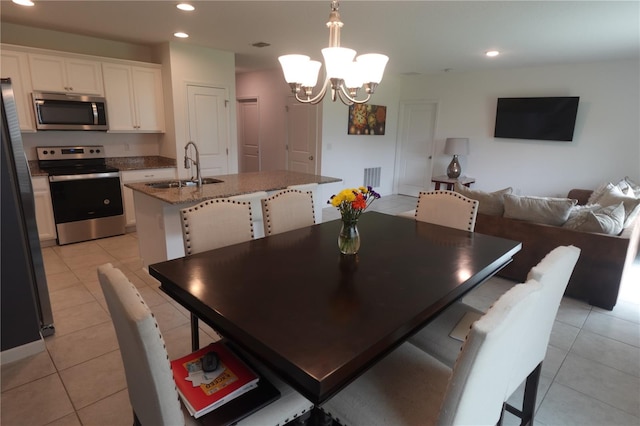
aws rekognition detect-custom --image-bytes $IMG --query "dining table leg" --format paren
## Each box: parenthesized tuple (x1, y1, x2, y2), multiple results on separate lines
(190, 313, 199, 351)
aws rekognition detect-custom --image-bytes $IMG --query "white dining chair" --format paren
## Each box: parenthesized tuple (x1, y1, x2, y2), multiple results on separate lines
(414, 190, 479, 231)
(287, 183, 321, 223)
(180, 198, 254, 255)
(97, 263, 314, 426)
(261, 189, 316, 236)
(409, 245, 581, 425)
(229, 191, 269, 238)
(321, 279, 542, 426)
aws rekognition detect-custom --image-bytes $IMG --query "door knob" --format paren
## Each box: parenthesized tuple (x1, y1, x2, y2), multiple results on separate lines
(309, 156, 314, 160)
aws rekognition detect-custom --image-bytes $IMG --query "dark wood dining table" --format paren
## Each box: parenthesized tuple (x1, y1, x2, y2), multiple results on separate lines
(149, 212, 521, 405)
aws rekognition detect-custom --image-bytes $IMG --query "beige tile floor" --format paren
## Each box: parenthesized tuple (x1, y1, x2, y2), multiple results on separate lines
(1, 195, 639, 426)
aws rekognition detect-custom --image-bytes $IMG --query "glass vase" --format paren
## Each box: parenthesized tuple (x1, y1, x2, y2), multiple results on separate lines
(338, 220, 360, 255)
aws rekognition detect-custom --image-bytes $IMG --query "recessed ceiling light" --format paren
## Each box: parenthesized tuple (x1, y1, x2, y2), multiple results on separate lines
(176, 3, 194, 12)
(12, 0, 35, 6)
(174, 32, 189, 39)
(486, 50, 500, 57)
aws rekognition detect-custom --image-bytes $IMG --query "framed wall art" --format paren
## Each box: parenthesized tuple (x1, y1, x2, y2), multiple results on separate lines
(348, 104, 386, 135)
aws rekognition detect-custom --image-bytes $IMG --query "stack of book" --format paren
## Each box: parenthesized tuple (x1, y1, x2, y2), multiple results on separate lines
(171, 341, 260, 418)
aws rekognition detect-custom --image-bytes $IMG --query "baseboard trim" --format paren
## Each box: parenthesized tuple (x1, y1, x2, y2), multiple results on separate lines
(0, 337, 46, 365)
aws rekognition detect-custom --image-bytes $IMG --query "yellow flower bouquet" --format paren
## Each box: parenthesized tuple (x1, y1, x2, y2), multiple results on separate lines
(328, 186, 380, 254)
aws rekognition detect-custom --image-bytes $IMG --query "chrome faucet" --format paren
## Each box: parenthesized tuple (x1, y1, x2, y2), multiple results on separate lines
(183, 141, 202, 187)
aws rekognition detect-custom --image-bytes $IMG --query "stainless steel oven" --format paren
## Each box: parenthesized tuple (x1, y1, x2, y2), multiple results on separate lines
(37, 146, 125, 245)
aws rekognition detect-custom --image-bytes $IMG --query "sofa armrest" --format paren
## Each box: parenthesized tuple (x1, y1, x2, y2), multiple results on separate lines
(567, 189, 593, 206)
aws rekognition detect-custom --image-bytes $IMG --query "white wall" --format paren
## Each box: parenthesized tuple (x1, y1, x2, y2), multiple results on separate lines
(235, 70, 405, 205)
(319, 74, 403, 204)
(0, 22, 156, 63)
(160, 42, 238, 176)
(401, 60, 640, 197)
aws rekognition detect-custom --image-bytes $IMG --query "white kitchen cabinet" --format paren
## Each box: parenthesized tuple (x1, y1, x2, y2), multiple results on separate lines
(121, 168, 175, 227)
(102, 63, 165, 133)
(31, 176, 57, 242)
(0, 50, 37, 132)
(29, 53, 104, 95)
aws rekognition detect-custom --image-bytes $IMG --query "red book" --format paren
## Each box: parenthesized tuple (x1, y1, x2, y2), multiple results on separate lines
(171, 341, 260, 418)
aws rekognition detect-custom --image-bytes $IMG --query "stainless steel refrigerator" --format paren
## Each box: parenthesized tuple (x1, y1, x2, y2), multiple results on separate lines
(1, 78, 55, 350)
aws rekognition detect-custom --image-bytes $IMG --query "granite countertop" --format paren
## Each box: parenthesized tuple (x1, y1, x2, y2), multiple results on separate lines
(28, 156, 177, 177)
(125, 170, 342, 205)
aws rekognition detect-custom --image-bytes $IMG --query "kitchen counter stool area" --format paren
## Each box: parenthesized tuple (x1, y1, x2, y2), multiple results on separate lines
(128, 170, 341, 267)
(1, 195, 638, 426)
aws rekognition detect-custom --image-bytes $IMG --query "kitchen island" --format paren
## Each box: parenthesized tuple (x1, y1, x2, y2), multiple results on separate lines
(126, 170, 341, 266)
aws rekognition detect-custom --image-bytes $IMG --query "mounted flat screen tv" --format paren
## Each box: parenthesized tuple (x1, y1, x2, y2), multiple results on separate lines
(494, 97, 579, 141)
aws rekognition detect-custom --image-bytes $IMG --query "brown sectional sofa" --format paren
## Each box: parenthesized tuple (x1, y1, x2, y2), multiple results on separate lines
(474, 189, 640, 310)
(399, 187, 640, 310)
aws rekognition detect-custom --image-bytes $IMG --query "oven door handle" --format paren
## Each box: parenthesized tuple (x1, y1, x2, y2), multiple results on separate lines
(49, 172, 120, 182)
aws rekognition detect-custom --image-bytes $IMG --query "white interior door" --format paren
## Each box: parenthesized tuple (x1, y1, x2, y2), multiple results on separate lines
(187, 85, 229, 177)
(237, 98, 260, 173)
(286, 97, 319, 174)
(395, 101, 437, 197)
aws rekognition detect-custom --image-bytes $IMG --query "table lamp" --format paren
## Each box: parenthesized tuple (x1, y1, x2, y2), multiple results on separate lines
(444, 138, 469, 178)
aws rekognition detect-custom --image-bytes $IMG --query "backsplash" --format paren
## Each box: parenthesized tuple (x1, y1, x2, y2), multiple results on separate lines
(20, 131, 163, 160)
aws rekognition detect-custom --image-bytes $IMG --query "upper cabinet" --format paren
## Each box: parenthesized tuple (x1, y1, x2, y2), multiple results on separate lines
(29, 54, 104, 95)
(102, 63, 165, 133)
(1, 44, 166, 133)
(0, 50, 37, 132)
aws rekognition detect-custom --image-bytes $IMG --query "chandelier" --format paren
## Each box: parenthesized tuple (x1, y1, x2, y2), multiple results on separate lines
(278, 1, 389, 105)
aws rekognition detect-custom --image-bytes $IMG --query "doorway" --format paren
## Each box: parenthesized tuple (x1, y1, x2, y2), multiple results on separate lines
(286, 97, 320, 174)
(237, 98, 260, 173)
(186, 84, 229, 176)
(394, 101, 437, 196)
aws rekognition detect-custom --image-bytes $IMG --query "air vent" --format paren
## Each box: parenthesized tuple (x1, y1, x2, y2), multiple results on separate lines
(363, 167, 381, 188)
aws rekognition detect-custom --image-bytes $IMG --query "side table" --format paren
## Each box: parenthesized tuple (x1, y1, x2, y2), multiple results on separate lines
(431, 175, 475, 191)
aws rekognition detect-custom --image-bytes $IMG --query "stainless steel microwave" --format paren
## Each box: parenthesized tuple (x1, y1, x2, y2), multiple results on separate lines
(32, 92, 108, 131)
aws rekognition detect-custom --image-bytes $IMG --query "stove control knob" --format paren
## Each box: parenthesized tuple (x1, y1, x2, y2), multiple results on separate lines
(50, 150, 55, 154)
(96, 149, 101, 153)
(90, 149, 94, 153)
(42, 150, 48, 155)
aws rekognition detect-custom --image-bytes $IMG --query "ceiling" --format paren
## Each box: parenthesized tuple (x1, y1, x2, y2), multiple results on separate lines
(1, 1, 638, 75)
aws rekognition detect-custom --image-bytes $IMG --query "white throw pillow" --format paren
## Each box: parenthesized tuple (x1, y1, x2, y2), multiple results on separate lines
(624, 176, 640, 198)
(588, 182, 614, 205)
(563, 203, 625, 235)
(563, 203, 625, 234)
(592, 183, 640, 222)
(454, 183, 512, 216)
(503, 194, 577, 226)
(565, 204, 602, 223)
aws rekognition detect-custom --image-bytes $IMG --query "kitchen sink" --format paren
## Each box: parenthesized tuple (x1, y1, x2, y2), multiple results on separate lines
(145, 178, 223, 189)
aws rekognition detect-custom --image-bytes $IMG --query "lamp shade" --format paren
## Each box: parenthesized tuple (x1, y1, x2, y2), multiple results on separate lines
(356, 53, 389, 84)
(322, 47, 356, 79)
(444, 138, 470, 156)
(278, 54, 311, 84)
